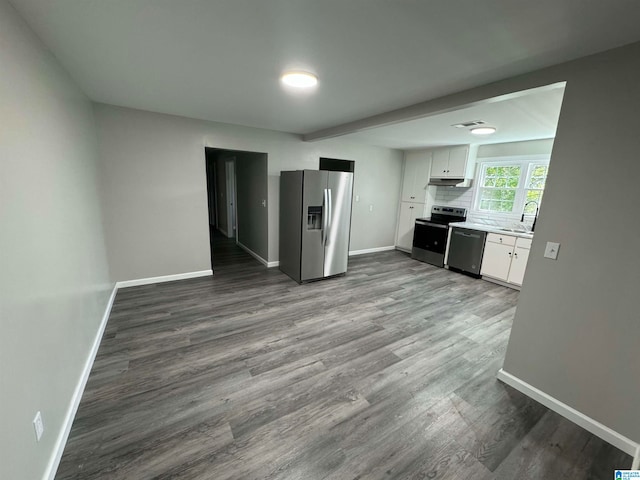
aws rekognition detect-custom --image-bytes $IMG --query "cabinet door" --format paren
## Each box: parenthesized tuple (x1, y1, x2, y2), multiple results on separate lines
(431, 149, 450, 178)
(447, 146, 469, 178)
(507, 245, 531, 286)
(396, 202, 421, 250)
(480, 241, 513, 281)
(413, 151, 431, 201)
(401, 158, 418, 202)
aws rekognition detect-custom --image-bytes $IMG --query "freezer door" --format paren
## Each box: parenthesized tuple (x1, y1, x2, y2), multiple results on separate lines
(279, 171, 303, 282)
(324, 172, 353, 277)
(301, 170, 329, 281)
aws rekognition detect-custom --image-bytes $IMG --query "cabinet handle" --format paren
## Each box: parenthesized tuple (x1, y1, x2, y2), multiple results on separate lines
(508, 252, 512, 256)
(514, 252, 518, 258)
(499, 237, 503, 242)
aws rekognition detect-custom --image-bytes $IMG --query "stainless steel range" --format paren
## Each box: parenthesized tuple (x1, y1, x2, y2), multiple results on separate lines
(411, 206, 467, 267)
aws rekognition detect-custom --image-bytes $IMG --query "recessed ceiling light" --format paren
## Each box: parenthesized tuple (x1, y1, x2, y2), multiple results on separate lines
(281, 71, 318, 88)
(470, 126, 497, 135)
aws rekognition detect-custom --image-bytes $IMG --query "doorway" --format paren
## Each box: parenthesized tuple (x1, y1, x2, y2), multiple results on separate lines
(204, 147, 268, 272)
(225, 158, 237, 240)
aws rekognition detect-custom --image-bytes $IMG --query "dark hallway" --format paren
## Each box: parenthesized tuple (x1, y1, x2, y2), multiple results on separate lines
(209, 227, 263, 274)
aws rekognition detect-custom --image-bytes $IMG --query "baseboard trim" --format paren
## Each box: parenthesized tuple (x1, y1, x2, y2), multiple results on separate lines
(395, 246, 411, 254)
(349, 246, 395, 256)
(497, 369, 639, 457)
(236, 241, 269, 267)
(267, 261, 280, 268)
(116, 270, 213, 288)
(480, 275, 521, 291)
(44, 284, 118, 480)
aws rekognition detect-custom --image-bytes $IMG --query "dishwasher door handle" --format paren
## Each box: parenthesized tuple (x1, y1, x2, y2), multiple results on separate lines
(455, 231, 480, 238)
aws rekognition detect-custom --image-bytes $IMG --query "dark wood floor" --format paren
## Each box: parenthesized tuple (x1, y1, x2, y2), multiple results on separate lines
(56, 234, 632, 479)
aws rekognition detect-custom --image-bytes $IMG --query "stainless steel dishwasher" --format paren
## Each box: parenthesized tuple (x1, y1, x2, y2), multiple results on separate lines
(447, 227, 487, 278)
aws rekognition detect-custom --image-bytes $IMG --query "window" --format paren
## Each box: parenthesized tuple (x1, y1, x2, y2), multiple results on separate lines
(474, 158, 550, 215)
(477, 165, 521, 213)
(524, 164, 549, 214)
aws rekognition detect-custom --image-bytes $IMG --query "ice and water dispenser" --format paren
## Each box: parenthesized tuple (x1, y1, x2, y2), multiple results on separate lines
(307, 206, 322, 230)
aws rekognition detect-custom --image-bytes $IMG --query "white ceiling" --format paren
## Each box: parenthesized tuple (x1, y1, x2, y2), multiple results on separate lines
(341, 84, 566, 149)
(10, 0, 640, 138)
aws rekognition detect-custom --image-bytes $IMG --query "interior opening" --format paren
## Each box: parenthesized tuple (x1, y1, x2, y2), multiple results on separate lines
(204, 147, 269, 273)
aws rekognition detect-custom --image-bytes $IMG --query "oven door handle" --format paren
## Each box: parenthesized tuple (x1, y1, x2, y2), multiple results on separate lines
(415, 221, 448, 229)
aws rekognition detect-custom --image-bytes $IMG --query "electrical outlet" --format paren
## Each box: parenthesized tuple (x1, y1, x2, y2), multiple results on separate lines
(355, 195, 360, 202)
(33, 411, 44, 442)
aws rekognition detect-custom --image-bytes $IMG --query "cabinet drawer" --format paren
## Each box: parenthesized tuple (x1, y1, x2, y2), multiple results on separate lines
(486, 233, 516, 246)
(515, 237, 532, 249)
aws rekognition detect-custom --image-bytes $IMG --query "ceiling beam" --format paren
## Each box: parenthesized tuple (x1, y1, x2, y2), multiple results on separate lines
(303, 73, 567, 142)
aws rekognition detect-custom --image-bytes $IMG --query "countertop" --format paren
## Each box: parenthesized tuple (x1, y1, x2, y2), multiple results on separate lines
(449, 221, 534, 239)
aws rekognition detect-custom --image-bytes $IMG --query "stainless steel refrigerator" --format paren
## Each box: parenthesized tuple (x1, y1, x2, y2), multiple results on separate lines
(279, 170, 353, 283)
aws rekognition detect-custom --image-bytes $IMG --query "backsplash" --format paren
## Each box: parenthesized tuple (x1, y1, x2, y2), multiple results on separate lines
(434, 186, 534, 228)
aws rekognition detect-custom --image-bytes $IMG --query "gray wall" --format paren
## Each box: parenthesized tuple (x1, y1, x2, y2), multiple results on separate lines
(235, 152, 268, 260)
(94, 104, 404, 281)
(500, 43, 640, 443)
(0, 1, 112, 478)
(354, 42, 640, 445)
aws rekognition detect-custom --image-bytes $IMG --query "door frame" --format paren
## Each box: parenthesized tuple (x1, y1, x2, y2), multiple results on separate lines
(225, 158, 237, 240)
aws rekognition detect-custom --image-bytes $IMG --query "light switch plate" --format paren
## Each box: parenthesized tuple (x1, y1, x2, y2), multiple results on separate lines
(355, 195, 360, 202)
(544, 242, 560, 260)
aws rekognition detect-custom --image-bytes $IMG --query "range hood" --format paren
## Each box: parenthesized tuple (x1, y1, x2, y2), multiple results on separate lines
(428, 177, 473, 188)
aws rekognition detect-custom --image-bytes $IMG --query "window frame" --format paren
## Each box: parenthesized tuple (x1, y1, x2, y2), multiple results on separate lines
(473, 155, 550, 217)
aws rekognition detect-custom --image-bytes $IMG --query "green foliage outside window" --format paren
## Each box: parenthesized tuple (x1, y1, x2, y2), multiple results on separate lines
(524, 164, 548, 214)
(479, 165, 521, 212)
(477, 162, 549, 215)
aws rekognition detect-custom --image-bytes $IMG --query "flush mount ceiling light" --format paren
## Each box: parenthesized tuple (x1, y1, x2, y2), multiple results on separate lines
(470, 126, 497, 135)
(281, 71, 318, 88)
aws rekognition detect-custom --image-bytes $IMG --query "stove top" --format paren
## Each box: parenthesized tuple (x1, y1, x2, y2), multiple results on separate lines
(418, 205, 467, 225)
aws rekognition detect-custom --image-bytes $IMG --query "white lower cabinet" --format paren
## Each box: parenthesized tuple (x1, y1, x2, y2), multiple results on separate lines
(396, 202, 423, 251)
(507, 242, 531, 286)
(480, 241, 513, 281)
(481, 233, 532, 286)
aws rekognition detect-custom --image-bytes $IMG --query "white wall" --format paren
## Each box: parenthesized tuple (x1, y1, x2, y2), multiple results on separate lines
(0, 1, 112, 479)
(94, 104, 403, 281)
(432, 138, 555, 225)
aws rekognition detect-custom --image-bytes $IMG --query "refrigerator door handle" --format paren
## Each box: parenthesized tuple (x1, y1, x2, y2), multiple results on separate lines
(321, 189, 328, 245)
(326, 188, 333, 245)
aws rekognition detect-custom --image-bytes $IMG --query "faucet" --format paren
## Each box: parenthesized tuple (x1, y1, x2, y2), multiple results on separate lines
(521, 201, 539, 232)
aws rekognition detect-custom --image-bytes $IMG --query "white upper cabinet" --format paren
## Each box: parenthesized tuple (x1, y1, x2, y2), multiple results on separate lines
(447, 146, 469, 177)
(429, 145, 476, 179)
(431, 149, 450, 178)
(401, 150, 432, 203)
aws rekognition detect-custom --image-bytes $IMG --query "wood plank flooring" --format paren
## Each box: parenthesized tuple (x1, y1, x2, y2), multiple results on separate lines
(55, 235, 632, 479)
